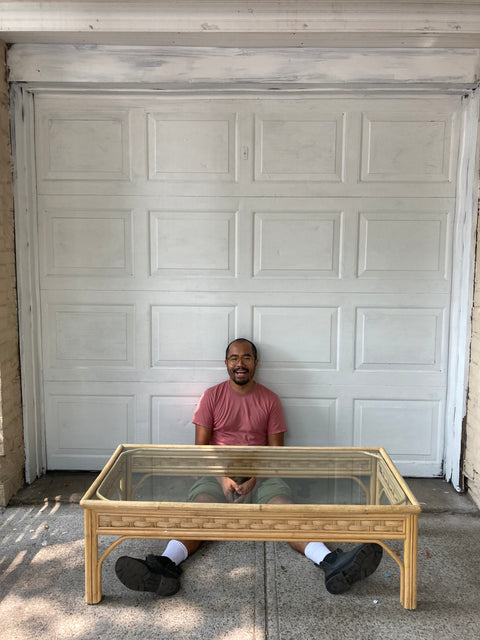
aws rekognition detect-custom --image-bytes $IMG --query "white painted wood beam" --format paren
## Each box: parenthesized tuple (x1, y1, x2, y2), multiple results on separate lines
(1, 1, 480, 47)
(8, 44, 480, 87)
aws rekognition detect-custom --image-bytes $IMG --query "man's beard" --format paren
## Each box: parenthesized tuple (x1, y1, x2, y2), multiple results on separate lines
(232, 369, 250, 385)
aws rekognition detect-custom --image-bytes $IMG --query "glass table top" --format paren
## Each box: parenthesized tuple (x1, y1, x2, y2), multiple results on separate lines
(87, 445, 417, 508)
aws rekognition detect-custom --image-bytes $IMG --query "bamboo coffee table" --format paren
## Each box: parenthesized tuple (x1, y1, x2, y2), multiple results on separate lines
(80, 444, 421, 609)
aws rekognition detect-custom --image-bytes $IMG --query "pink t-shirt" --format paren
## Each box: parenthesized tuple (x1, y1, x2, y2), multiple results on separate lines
(192, 380, 287, 445)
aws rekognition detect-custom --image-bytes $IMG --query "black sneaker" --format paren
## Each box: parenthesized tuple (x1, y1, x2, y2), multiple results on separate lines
(320, 543, 383, 594)
(115, 554, 182, 596)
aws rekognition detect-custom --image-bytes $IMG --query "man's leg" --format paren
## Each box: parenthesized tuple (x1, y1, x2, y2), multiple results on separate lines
(115, 485, 221, 596)
(266, 492, 332, 562)
(160, 490, 218, 564)
(266, 489, 383, 595)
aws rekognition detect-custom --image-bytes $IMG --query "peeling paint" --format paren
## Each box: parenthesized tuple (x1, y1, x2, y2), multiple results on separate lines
(201, 23, 220, 31)
(7, 45, 480, 88)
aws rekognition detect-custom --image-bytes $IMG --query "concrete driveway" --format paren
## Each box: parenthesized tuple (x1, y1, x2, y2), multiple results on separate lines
(1, 476, 479, 640)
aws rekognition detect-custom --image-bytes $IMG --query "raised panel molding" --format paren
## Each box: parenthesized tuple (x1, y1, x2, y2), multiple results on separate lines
(46, 394, 135, 455)
(357, 210, 449, 279)
(151, 305, 237, 367)
(355, 307, 444, 371)
(254, 113, 345, 182)
(147, 111, 238, 182)
(40, 208, 133, 277)
(150, 209, 237, 276)
(253, 306, 339, 370)
(151, 396, 200, 445)
(282, 397, 337, 446)
(354, 398, 440, 461)
(36, 108, 132, 182)
(361, 111, 454, 183)
(253, 211, 342, 278)
(45, 304, 135, 368)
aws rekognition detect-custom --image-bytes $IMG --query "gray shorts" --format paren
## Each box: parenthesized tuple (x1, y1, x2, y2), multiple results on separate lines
(187, 476, 293, 504)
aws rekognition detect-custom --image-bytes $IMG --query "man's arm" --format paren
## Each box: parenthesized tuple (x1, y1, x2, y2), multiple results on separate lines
(195, 424, 212, 445)
(268, 432, 285, 446)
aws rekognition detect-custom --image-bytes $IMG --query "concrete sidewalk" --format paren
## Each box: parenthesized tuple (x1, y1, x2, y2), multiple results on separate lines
(1, 476, 479, 640)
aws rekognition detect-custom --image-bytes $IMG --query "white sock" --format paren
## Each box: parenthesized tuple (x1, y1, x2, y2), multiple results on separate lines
(304, 542, 331, 565)
(162, 540, 189, 566)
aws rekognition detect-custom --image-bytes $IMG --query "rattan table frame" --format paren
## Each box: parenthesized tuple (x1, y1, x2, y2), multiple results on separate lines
(80, 444, 421, 609)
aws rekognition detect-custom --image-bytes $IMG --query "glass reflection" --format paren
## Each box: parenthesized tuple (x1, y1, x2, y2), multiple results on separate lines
(93, 447, 411, 507)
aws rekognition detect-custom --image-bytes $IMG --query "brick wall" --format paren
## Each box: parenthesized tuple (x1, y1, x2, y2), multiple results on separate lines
(0, 41, 25, 506)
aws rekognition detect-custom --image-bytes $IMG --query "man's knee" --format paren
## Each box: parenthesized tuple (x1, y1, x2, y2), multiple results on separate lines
(267, 493, 293, 505)
(193, 492, 218, 503)
(255, 478, 293, 504)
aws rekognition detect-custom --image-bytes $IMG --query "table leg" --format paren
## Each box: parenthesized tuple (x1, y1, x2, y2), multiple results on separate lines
(401, 514, 418, 610)
(84, 509, 102, 604)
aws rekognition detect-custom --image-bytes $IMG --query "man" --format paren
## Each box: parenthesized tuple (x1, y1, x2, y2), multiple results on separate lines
(115, 338, 383, 597)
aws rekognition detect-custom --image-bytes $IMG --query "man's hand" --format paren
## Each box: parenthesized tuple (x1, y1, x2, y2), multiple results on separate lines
(235, 477, 256, 503)
(216, 476, 239, 502)
(216, 477, 256, 503)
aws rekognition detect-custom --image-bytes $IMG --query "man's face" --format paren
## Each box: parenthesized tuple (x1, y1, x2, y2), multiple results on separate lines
(225, 341, 258, 387)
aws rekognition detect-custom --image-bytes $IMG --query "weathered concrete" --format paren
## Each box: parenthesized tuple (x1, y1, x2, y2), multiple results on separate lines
(1, 476, 478, 640)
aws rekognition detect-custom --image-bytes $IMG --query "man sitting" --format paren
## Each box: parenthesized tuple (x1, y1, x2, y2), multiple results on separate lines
(115, 338, 383, 596)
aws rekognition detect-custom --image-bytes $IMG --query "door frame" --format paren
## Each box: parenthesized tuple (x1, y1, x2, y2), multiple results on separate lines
(11, 85, 46, 483)
(9, 52, 480, 488)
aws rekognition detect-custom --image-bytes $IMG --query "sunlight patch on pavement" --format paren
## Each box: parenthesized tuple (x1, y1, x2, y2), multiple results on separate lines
(0, 549, 27, 581)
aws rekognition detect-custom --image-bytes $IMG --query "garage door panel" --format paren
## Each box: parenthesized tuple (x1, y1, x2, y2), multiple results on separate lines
(37, 175, 459, 200)
(40, 290, 242, 383)
(152, 396, 203, 445)
(45, 392, 136, 469)
(357, 209, 450, 279)
(282, 398, 337, 446)
(39, 206, 134, 278)
(360, 111, 455, 184)
(253, 210, 342, 278)
(35, 95, 459, 200)
(355, 307, 446, 372)
(353, 398, 442, 475)
(254, 112, 345, 183)
(150, 209, 238, 277)
(147, 110, 238, 183)
(43, 302, 135, 369)
(38, 196, 452, 293)
(253, 305, 339, 370)
(40, 289, 449, 386)
(151, 304, 237, 367)
(259, 371, 447, 392)
(36, 107, 133, 184)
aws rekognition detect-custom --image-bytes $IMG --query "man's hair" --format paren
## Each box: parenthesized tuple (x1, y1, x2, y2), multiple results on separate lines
(225, 338, 258, 360)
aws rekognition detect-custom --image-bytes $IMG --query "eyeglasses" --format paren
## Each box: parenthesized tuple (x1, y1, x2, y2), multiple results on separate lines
(226, 355, 255, 364)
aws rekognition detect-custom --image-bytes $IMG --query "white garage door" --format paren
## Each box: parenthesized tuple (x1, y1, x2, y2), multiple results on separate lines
(35, 93, 460, 475)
